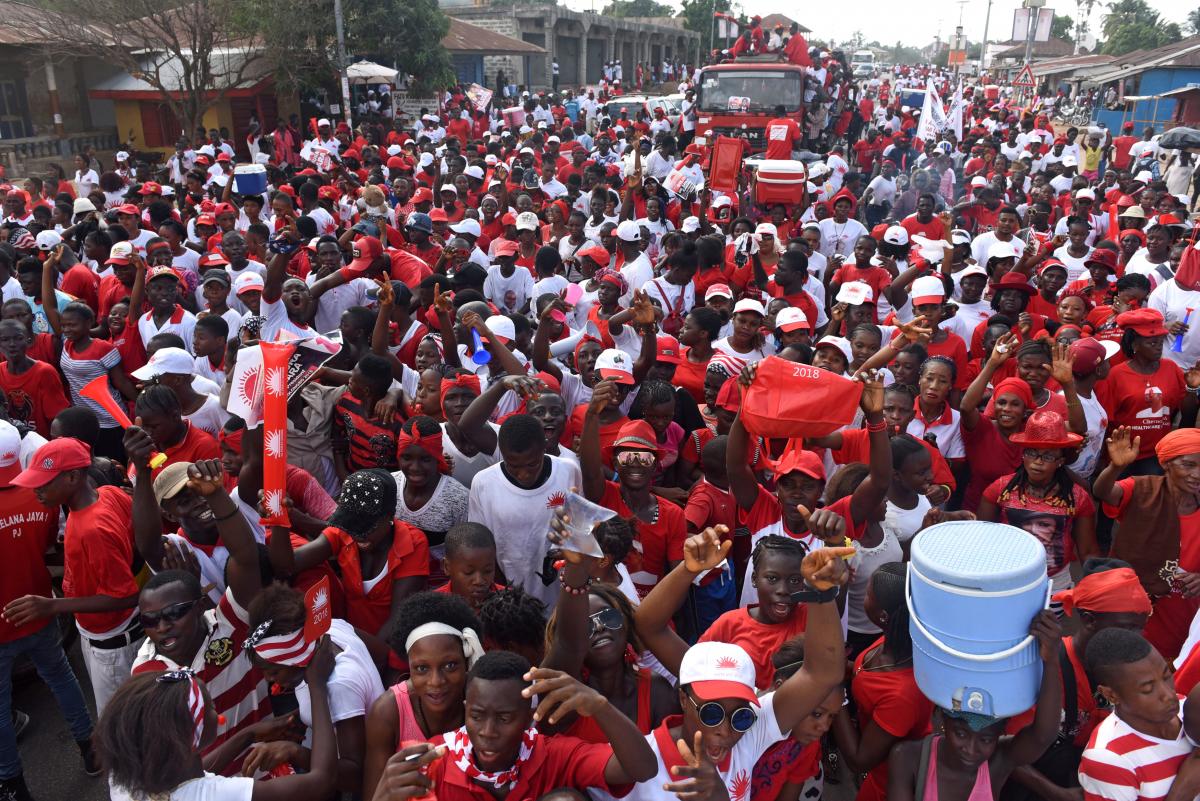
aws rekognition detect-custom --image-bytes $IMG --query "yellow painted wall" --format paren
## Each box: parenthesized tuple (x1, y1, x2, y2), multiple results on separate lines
(112, 91, 299, 154)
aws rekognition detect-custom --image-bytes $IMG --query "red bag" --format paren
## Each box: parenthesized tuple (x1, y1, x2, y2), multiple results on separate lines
(739, 356, 864, 439)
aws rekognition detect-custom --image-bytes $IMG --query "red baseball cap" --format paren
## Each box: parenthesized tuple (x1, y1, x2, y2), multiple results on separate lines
(115, 204, 140, 216)
(656, 335, 683, 364)
(411, 187, 434, 205)
(11, 438, 91, 489)
(138, 182, 162, 195)
(493, 240, 519, 258)
(429, 208, 448, 223)
(347, 237, 383, 272)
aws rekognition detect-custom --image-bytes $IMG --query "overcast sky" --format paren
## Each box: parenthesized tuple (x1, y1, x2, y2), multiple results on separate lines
(558, 0, 1197, 51)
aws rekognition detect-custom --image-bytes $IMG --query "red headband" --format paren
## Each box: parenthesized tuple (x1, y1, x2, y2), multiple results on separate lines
(1052, 567, 1150, 616)
(439, 374, 482, 414)
(985, 377, 1034, 418)
(397, 427, 451, 473)
(219, 428, 244, 455)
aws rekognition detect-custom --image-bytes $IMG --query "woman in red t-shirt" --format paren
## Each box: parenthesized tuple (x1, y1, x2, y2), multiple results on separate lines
(832, 562, 934, 801)
(1098, 308, 1196, 465)
(674, 308, 721, 405)
(959, 333, 1035, 511)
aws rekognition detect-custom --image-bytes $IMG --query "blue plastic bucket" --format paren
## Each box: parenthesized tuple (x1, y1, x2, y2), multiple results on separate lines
(234, 164, 267, 196)
(907, 520, 1050, 717)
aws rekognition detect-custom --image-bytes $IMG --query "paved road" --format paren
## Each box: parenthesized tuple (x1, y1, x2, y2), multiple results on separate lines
(13, 637, 107, 801)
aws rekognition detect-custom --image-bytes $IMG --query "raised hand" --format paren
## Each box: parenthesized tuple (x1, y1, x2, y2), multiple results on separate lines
(988, 331, 1018, 366)
(1049, 342, 1075, 387)
(522, 667, 606, 723)
(663, 731, 730, 801)
(587, 379, 619, 416)
(682, 525, 732, 574)
(801, 546, 855, 591)
(1105, 426, 1141, 469)
(1029, 609, 1062, 663)
(186, 460, 226, 497)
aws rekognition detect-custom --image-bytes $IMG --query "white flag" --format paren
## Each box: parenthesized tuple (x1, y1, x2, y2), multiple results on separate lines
(225, 344, 264, 428)
(946, 82, 964, 140)
(916, 83, 942, 142)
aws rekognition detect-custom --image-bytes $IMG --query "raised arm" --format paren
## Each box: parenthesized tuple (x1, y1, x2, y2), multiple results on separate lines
(726, 366, 760, 511)
(40, 246, 63, 335)
(579, 381, 619, 502)
(457, 375, 540, 456)
(263, 214, 301, 303)
(1093, 426, 1140, 508)
(1049, 342, 1087, 435)
(188, 459, 263, 610)
(960, 331, 1016, 431)
(125, 425, 168, 571)
(1000, 612, 1064, 768)
(848, 373, 892, 528)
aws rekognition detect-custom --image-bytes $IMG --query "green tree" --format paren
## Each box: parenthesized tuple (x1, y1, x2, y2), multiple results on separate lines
(601, 0, 674, 17)
(1188, 7, 1200, 34)
(1101, 0, 1183, 54)
(677, 0, 732, 52)
(1052, 13, 1075, 43)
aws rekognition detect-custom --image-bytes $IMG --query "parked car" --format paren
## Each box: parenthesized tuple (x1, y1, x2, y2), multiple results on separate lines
(603, 95, 681, 128)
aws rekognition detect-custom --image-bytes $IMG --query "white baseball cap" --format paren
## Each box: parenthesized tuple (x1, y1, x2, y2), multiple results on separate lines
(711, 195, 732, 209)
(678, 641, 759, 705)
(986, 240, 1020, 262)
(418, 153, 434, 168)
(515, 212, 540, 232)
(681, 216, 701, 233)
(911, 275, 946, 306)
(317, 118, 331, 127)
(450, 218, 481, 237)
(132, 347, 194, 380)
(1134, 170, 1154, 184)
(958, 264, 989, 280)
(234, 272, 265, 295)
(950, 229, 973, 246)
(1075, 187, 1096, 200)
(754, 222, 778, 238)
(1061, 155, 1078, 167)
(705, 283, 732, 301)
(615, 220, 642, 242)
(594, 348, 634, 384)
(775, 307, 810, 332)
(883, 225, 909, 246)
(35, 231, 62, 251)
(835, 281, 874, 305)
(0, 420, 20, 485)
(969, 176, 987, 188)
(114, 150, 130, 162)
(465, 165, 485, 180)
(732, 298, 766, 316)
(484, 314, 515, 343)
(387, 144, 403, 156)
(815, 335, 853, 365)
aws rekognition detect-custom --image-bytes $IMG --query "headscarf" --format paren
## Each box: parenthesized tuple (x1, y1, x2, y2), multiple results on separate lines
(156, 670, 206, 749)
(396, 425, 451, 473)
(985, 377, 1034, 419)
(1119, 228, 1147, 247)
(573, 334, 603, 368)
(405, 622, 485, 666)
(1052, 567, 1150, 616)
(825, 187, 857, 216)
(439, 374, 482, 414)
(218, 428, 244, 455)
(1156, 428, 1200, 465)
(242, 620, 316, 666)
(595, 268, 628, 296)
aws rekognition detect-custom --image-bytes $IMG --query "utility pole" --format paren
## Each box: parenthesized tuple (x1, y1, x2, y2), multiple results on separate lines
(333, 0, 353, 129)
(980, 0, 993, 73)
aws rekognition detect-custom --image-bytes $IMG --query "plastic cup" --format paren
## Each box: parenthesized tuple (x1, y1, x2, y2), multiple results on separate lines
(557, 492, 614, 558)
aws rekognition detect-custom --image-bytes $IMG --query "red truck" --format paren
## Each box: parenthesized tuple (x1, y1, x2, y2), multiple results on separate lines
(693, 54, 807, 155)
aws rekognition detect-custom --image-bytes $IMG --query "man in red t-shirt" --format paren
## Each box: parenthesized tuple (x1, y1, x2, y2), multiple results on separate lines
(764, 106, 802, 161)
(0, 423, 96, 792)
(6, 437, 142, 717)
(1109, 121, 1138, 171)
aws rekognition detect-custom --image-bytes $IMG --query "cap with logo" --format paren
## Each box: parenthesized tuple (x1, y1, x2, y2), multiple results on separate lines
(595, 348, 635, 384)
(835, 281, 874, 306)
(132, 347, 195, 380)
(678, 641, 760, 706)
(615, 220, 642, 242)
(732, 298, 766, 317)
(234, 272, 265, 296)
(656, 335, 683, 364)
(0, 420, 21, 485)
(815, 335, 854, 364)
(775, 307, 810, 332)
(11, 437, 91, 489)
(705, 283, 733, 301)
(910, 275, 946, 306)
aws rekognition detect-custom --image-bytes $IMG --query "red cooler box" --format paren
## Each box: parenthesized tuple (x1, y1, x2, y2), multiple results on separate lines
(754, 160, 806, 205)
(502, 107, 526, 129)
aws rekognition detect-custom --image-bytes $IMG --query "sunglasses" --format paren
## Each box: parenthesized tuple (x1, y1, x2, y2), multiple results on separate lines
(685, 691, 757, 733)
(589, 607, 624, 637)
(615, 450, 655, 467)
(139, 598, 199, 629)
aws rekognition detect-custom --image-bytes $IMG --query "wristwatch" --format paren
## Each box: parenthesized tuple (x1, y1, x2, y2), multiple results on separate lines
(790, 583, 839, 604)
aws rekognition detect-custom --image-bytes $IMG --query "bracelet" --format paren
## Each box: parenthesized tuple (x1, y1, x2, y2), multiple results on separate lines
(866, 419, 887, 433)
(213, 507, 241, 522)
(559, 573, 592, 596)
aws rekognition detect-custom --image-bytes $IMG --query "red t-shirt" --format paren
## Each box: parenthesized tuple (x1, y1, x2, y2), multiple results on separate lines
(0, 487, 58, 642)
(1097, 360, 1187, 461)
(151, 422, 221, 482)
(851, 637, 934, 801)
(833, 428, 955, 490)
(752, 738, 821, 801)
(0, 360, 68, 437)
(923, 333, 971, 391)
(684, 479, 737, 533)
(323, 522, 430, 634)
(961, 419, 1024, 512)
(426, 732, 625, 801)
(388, 249, 433, 289)
(982, 476, 1095, 576)
(673, 349, 710, 406)
(64, 485, 139, 635)
(97, 275, 137, 321)
(831, 264, 892, 310)
(59, 265, 99, 310)
(764, 118, 802, 160)
(900, 215, 945, 242)
(1112, 135, 1138, 170)
(563, 406, 626, 461)
(599, 480, 685, 598)
(699, 606, 807, 689)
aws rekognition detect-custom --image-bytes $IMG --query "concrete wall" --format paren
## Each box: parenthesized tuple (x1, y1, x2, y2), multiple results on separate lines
(445, 3, 700, 91)
(0, 51, 120, 138)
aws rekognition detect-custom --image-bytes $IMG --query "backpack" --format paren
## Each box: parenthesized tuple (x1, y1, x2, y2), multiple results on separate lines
(653, 278, 686, 336)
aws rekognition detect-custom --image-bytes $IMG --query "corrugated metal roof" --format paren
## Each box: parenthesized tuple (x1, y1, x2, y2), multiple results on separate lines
(442, 16, 544, 54)
(1031, 53, 1115, 77)
(1089, 37, 1200, 84)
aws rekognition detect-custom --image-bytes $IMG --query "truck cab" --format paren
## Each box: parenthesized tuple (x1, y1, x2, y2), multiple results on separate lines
(693, 55, 806, 154)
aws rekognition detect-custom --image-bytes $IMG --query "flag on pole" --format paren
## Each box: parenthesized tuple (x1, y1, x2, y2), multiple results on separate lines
(946, 82, 964, 141)
(916, 83, 944, 142)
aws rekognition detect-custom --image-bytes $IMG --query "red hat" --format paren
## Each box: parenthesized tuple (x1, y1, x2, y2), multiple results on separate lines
(988, 271, 1035, 295)
(656, 335, 683, 364)
(768, 443, 826, 480)
(493, 239, 519, 257)
(1037, 258, 1068, 276)
(1009, 410, 1083, 449)
(317, 185, 340, 201)
(411, 187, 434, 204)
(11, 438, 91, 489)
(428, 208, 448, 223)
(213, 202, 237, 216)
(199, 252, 230, 268)
(386, 156, 407, 170)
(1116, 308, 1169, 337)
(578, 244, 610, 264)
(612, 419, 664, 456)
(296, 168, 319, 176)
(1123, 121, 1135, 131)
(1069, 336, 1120, 376)
(277, 184, 296, 198)
(115, 203, 140, 216)
(147, 266, 180, 283)
(715, 376, 740, 411)
(216, 152, 232, 162)
(1084, 249, 1118, 273)
(194, 154, 212, 166)
(196, 213, 216, 226)
(342, 149, 361, 160)
(138, 181, 162, 195)
(347, 236, 383, 272)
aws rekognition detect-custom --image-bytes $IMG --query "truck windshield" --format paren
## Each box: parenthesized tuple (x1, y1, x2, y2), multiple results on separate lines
(696, 70, 803, 113)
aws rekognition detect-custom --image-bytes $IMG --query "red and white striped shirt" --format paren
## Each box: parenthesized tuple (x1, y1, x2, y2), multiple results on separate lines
(1079, 700, 1193, 801)
(132, 589, 270, 759)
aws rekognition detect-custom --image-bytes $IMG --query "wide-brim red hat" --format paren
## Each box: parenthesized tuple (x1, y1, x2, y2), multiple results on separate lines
(1009, 410, 1083, 449)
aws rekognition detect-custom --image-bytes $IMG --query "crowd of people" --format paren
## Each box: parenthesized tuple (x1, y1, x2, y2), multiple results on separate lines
(6, 37, 1200, 801)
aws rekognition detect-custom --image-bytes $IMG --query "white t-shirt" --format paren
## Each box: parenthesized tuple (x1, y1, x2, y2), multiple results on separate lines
(1149, 278, 1200, 370)
(441, 422, 500, 489)
(642, 278, 695, 322)
(185, 393, 230, 439)
(817, 218, 867, 258)
(467, 455, 582, 608)
(621, 252, 654, 298)
(1052, 246, 1093, 284)
(1068, 391, 1108, 480)
(906, 407, 965, 458)
(484, 265, 535, 314)
(308, 273, 373, 335)
(261, 296, 317, 342)
(593, 691, 787, 801)
(294, 619, 384, 728)
(110, 774, 253, 801)
(865, 175, 897, 207)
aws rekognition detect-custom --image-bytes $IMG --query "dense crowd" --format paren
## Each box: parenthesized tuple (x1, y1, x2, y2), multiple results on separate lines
(5, 36, 1200, 801)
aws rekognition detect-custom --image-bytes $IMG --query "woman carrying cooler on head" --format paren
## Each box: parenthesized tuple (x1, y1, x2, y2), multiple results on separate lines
(98, 645, 337, 801)
(977, 410, 1098, 609)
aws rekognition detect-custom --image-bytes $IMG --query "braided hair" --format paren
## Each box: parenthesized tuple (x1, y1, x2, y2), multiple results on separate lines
(871, 562, 913, 663)
(631, 379, 676, 419)
(996, 462, 1078, 516)
(751, 534, 810, 570)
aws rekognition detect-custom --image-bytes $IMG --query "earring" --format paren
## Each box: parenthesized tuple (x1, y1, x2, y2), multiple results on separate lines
(624, 644, 639, 666)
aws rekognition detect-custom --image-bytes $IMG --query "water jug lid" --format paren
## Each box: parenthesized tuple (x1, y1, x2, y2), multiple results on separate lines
(910, 520, 1046, 589)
